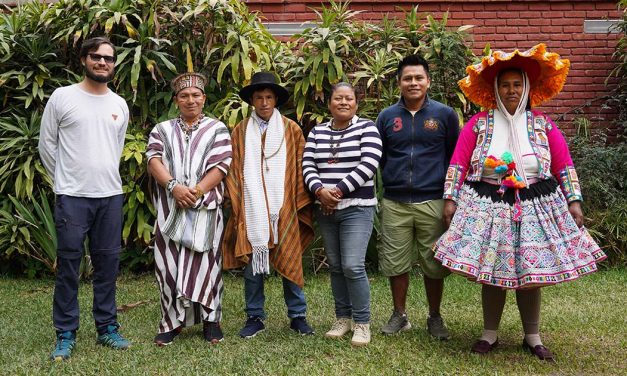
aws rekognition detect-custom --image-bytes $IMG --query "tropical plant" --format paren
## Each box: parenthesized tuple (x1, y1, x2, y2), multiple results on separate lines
(288, 0, 359, 125)
(414, 12, 476, 121)
(0, 110, 50, 200)
(0, 0, 485, 276)
(7, 194, 57, 272)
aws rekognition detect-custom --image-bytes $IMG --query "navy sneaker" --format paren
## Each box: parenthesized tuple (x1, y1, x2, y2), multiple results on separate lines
(203, 321, 224, 344)
(50, 331, 76, 361)
(96, 325, 131, 349)
(154, 327, 182, 347)
(239, 316, 265, 338)
(290, 317, 314, 335)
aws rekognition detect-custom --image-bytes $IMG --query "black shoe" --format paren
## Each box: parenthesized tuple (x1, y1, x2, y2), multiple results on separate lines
(154, 327, 181, 346)
(239, 316, 265, 338)
(290, 317, 314, 335)
(203, 321, 224, 344)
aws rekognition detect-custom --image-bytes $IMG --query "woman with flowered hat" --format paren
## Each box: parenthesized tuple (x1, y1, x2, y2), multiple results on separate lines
(433, 44, 606, 360)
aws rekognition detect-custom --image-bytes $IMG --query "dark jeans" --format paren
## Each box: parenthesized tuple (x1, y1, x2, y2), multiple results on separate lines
(52, 194, 123, 334)
(243, 262, 307, 320)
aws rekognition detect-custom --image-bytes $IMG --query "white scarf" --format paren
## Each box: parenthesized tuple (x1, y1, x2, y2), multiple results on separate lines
(495, 71, 531, 186)
(243, 109, 286, 275)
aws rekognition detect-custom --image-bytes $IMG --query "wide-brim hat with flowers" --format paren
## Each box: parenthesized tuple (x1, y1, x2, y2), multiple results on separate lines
(458, 43, 570, 109)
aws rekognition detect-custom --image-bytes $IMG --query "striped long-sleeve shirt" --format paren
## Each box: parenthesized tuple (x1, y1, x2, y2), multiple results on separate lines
(303, 115, 382, 209)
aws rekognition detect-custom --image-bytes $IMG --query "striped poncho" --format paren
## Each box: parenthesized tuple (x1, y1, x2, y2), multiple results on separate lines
(146, 116, 232, 333)
(222, 115, 314, 287)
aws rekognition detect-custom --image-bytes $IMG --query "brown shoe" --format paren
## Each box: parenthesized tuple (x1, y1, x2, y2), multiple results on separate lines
(522, 339, 555, 361)
(471, 339, 498, 354)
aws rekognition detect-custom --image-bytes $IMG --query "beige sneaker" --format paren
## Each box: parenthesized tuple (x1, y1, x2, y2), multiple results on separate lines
(325, 318, 352, 339)
(351, 323, 371, 346)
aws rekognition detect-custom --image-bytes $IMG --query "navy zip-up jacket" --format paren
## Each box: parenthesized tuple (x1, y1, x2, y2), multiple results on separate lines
(376, 96, 459, 203)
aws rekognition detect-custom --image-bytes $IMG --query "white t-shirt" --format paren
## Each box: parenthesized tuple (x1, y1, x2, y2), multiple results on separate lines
(38, 84, 129, 197)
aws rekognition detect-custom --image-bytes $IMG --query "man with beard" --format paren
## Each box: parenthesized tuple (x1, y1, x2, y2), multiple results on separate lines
(39, 37, 131, 361)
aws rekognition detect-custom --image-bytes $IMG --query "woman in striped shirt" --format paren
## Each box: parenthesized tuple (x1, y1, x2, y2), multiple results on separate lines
(303, 82, 382, 346)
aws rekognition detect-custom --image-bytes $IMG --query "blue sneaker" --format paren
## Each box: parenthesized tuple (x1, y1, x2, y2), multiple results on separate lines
(50, 331, 76, 361)
(290, 317, 314, 335)
(96, 325, 131, 349)
(239, 316, 265, 338)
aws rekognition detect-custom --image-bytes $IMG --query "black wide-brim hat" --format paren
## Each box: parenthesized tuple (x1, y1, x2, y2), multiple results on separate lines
(238, 71, 290, 107)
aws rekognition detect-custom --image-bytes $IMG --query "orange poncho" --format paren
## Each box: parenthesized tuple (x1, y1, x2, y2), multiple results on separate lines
(222, 116, 314, 287)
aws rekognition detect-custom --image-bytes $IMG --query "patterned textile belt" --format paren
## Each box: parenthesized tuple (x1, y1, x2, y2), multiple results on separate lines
(479, 176, 541, 222)
(480, 177, 541, 186)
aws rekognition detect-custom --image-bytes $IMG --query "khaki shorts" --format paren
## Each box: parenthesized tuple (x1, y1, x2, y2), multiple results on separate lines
(378, 198, 450, 279)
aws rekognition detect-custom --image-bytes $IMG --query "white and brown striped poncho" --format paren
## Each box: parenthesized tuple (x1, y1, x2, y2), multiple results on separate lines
(147, 116, 232, 333)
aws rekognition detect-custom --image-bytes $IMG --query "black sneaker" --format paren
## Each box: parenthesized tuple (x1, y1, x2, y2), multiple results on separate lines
(239, 316, 265, 339)
(154, 327, 181, 346)
(203, 321, 224, 344)
(290, 317, 314, 335)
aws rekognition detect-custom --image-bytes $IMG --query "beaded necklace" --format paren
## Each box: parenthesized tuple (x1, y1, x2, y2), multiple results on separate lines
(177, 114, 204, 138)
(327, 118, 355, 164)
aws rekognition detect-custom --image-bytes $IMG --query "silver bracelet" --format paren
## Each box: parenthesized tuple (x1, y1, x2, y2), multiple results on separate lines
(166, 179, 177, 193)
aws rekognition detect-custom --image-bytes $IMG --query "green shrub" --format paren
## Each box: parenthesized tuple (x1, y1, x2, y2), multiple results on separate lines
(608, 1, 627, 139)
(570, 128, 627, 266)
(0, 0, 476, 276)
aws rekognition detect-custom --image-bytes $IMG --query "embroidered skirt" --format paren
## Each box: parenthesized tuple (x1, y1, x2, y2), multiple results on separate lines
(434, 179, 606, 289)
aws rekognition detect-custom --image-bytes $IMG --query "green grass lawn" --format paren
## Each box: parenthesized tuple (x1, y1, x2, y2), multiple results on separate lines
(1, 268, 625, 375)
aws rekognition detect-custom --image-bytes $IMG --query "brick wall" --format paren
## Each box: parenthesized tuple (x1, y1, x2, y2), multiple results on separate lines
(245, 0, 623, 135)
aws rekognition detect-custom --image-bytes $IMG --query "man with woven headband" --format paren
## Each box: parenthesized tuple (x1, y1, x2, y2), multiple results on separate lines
(222, 71, 315, 338)
(146, 71, 232, 346)
(434, 44, 606, 361)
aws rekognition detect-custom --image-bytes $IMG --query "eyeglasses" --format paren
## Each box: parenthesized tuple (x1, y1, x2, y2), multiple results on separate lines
(88, 53, 116, 64)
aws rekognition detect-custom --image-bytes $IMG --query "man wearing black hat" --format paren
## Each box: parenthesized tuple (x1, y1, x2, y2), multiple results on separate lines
(222, 72, 315, 338)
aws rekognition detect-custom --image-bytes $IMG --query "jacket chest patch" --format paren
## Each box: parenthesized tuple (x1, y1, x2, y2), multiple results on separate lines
(423, 118, 439, 131)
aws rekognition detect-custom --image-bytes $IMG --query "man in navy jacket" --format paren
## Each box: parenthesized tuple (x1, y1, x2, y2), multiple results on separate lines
(376, 54, 459, 339)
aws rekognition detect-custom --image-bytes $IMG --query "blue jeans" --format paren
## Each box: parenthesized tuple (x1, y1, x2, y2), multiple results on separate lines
(243, 262, 307, 320)
(315, 205, 374, 324)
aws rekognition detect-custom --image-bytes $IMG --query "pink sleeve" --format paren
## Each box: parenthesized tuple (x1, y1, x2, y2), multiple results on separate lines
(544, 115, 574, 176)
(443, 113, 481, 201)
(449, 113, 482, 168)
(543, 114, 583, 202)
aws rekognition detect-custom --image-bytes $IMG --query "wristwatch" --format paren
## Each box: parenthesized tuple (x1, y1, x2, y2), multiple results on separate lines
(166, 179, 177, 193)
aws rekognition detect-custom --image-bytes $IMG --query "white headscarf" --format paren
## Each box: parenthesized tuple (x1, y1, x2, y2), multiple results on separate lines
(494, 69, 531, 186)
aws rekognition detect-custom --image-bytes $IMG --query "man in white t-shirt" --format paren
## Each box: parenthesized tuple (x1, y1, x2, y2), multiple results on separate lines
(39, 36, 131, 361)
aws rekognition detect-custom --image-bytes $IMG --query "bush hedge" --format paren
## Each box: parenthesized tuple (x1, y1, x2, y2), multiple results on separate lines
(0, 0, 624, 276)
